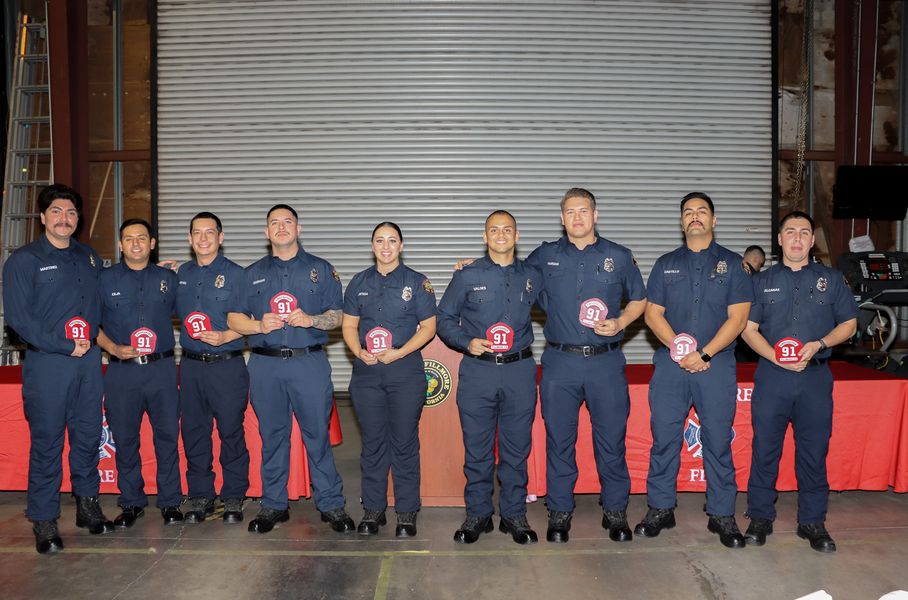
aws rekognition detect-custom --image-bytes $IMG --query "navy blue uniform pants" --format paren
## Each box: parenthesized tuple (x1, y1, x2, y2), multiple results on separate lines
(540, 348, 631, 512)
(456, 355, 536, 519)
(179, 355, 250, 500)
(748, 361, 834, 525)
(646, 350, 738, 516)
(22, 346, 103, 521)
(104, 358, 182, 508)
(248, 352, 345, 512)
(349, 352, 427, 514)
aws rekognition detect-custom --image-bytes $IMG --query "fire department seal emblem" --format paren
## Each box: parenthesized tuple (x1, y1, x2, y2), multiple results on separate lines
(525, 278, 533, 293)
(214, 274, 225, 288)
(422, 279, 434, 294)
(716, 260, 728, 275)
(89, 255, 96, 267)
(424, 359, 452, 407)
(603, 258, 614, 273)
(817, 277, 827, 292)
(98, 416, 116, 459)
(310, 268, 319, 283)
(402, 286, 413, 302)
(160, 280, 168, 293)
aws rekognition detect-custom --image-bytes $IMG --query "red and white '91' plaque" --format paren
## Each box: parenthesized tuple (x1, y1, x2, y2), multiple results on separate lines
(486, 322, 514, 352)
(65, 316, 90, 340)
(270, 292, 298, 320)
(579, 298, 608, 328)
(365, 327, 392, 354)
(774, 337, 803, 363)
(131, 327, 157, 355)
(184, 311, 211, 339)
(670, 333, 697, 363)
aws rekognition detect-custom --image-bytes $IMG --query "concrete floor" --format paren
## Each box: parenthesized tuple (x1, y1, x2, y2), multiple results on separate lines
(1, 404, 907, 600)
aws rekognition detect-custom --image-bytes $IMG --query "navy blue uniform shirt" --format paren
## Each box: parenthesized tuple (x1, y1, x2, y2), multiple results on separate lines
(343, 263, 436, 348)
(2, 235, 102, 354)
(98, 262, 178, 352)
(437, 256, 541, 352)
(176, 253, 246, 354)
(647, 240, 753, 354)
(749, 261, 858, 359)
(233, 245, 342, 348)
(526, 236, 645, 344)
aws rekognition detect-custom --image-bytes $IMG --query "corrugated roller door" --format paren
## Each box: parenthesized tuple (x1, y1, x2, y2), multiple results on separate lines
(156, 0, 772, 390)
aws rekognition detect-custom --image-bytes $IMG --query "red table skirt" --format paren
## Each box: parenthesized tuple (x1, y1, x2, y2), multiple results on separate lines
(526, 361, 908, 497)
(0, 366, 342, 499)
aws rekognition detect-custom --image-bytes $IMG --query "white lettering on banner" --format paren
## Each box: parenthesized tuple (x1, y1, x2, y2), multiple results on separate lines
(689, 469, 706, 482)
(39, 265, 58, 272)
(99, 469, 116, 483)
(763, 288, 781, 293)
(252, 278, 266, 285)
(737, 387, 753, 402)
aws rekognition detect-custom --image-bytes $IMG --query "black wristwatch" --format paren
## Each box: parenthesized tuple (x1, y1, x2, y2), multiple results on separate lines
(699, 351, 712, 363)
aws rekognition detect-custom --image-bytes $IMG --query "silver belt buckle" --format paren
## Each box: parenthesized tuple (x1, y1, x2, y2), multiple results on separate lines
(582, 346, 594, 357)
(280, 348, 293, 359)
(494, 353, 506, 365)
(135, 354, 150, 365)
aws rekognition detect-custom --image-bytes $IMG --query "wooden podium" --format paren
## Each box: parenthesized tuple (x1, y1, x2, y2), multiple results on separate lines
(410, 336, 467, 506)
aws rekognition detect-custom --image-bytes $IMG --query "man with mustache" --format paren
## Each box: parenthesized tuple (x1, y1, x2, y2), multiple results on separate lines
(2, 184, 113, 553)
(635, 192, 753, 549)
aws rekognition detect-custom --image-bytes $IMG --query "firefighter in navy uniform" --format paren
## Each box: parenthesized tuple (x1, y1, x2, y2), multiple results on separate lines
(342, 222, 437, 537)
(2, 184, 114, 554)
(741, 211, 857, 553)
(97, 219, 184, 527)
(227, 204, 354, 534)
(635, 192, 752, 549)
(438, 210, 543, 545)
(525, 188, 647, 543)
(176, 212, 250, 524)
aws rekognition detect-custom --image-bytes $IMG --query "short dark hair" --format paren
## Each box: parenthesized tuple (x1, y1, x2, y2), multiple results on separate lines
(485, 210, 517, 227)
(779, 210, 815, 232)
(561, 187, 596, 211)
(266, 204, 298, 221)
(119, 218, 155, 239)
(189, 211, 222, 233)
(38, 184, 83, 215)
(372, 221, 403, 241)
(744, 245, 765, 258)
(680, 191, 715, 214)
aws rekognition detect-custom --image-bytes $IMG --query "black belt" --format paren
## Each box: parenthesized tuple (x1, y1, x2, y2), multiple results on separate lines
(108, 349, 175, 365)
(27, 338, 98, 354)
(183, 349, 244, 363)
(548, 342, 620, 356)
(252, 345, 323, 359)
(808, 357, 829, 366)
(470, 347, 533, 365)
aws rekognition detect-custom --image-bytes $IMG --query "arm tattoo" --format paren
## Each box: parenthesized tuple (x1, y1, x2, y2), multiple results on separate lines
(309, 309, 342, 330)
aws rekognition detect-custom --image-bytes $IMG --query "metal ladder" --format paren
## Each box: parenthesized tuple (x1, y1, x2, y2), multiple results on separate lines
(1, 12, 53, 365)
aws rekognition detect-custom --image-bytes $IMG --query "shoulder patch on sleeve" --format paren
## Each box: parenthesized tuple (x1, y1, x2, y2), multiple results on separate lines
(332, 268, 341, 282)
(422, 278, 434, 294)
